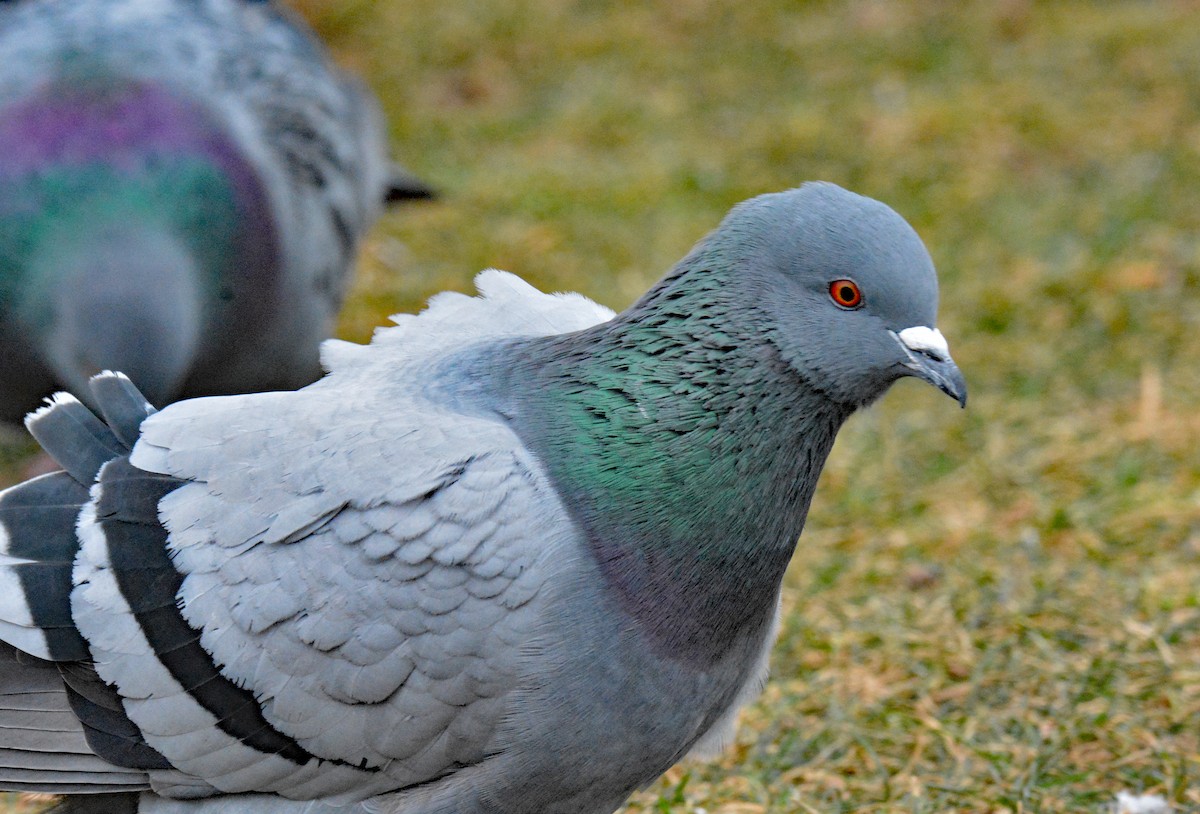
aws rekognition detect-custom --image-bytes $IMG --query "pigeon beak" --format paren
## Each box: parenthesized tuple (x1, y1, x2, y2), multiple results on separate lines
(893, 326, 967, 408)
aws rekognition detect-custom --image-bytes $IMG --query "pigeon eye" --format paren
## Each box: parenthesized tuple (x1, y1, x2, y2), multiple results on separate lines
(829, 279, 863, 309)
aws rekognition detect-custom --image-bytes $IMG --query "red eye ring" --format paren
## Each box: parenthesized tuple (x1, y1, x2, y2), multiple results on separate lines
(829, 279, 863, 309)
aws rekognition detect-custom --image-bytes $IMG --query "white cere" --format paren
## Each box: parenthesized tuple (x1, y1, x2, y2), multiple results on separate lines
(897, 326, 950, 361)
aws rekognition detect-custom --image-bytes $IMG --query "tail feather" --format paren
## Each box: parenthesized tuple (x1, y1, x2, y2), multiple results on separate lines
(384, 161, 436, 203)
(0, 728, 87, 753)
(88, 372, 156, 451)
(0, 643, 150, 794)
(25, 394, 125, 486)
(0, 781, 144, 794)
(0, 755, 150, 786)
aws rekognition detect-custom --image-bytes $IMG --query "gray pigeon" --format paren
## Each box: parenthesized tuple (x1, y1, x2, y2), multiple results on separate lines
(0, 183, 964, 814)
(0, 0, 431, 423)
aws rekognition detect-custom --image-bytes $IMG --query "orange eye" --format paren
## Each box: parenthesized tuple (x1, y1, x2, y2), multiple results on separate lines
(829, 279, 863, 309)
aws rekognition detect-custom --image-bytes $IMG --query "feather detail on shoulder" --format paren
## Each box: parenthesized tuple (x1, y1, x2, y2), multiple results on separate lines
(319, 270, 615, 375)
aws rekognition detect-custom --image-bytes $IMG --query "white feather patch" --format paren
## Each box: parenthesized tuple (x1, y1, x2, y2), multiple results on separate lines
(0, 562, 35, 627)
(0, 619, 51, 660)
(0, 535, 49, 654)
(318, 269, 616, 379)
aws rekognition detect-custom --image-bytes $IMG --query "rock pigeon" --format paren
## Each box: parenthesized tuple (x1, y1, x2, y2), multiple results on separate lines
(0, 0, 432, 424)
(0, 183, 965, 814)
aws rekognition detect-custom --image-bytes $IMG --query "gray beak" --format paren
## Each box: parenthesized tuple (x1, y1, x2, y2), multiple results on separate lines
(893, 326, 967, 408)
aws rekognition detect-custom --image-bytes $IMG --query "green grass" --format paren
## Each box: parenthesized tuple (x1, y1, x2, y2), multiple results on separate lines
(7, 0, 1200, 811)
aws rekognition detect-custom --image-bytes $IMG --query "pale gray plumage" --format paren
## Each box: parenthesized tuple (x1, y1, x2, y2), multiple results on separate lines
(0, 183, 963, 813)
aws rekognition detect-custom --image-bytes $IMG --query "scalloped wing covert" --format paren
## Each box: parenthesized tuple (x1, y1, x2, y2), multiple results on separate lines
(64, 271, 614, 800)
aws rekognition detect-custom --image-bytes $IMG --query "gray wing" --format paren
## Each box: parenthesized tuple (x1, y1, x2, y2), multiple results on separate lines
(71, 385, 559, 801)
(0, 274, 609, 803)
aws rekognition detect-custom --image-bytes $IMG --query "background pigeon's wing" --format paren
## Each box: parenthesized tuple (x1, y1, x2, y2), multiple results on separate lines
(65, 274, 612, 801)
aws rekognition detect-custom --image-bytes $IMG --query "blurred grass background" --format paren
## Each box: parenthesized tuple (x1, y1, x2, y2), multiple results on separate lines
(6, 0, 1200, 811)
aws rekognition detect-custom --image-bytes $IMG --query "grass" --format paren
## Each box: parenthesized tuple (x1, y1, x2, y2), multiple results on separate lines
(6, 0, 1200, 811)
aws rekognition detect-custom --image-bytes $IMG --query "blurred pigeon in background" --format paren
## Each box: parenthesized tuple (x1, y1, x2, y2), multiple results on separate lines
(0, 0, 431, 424)
(0, 183, 962, 813)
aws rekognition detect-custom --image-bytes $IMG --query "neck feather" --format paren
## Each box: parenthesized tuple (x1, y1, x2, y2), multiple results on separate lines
(503, 266, 850, 664)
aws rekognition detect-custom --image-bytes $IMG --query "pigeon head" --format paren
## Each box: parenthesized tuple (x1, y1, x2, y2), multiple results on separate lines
(715, 182, 966, 409)
(504, 183, 965, 662)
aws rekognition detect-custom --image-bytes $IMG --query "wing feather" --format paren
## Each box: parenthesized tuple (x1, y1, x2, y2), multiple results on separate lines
(63, 272, 607, 800)
(0, 643, 151, 793)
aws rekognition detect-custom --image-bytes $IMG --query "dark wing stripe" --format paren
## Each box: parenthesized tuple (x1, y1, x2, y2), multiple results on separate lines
(11, 566, 79, 628)
(25, 397, 125, 485)
(88, 372, 156, 450)
(97, 457, 315, 766)
(65, 686, 173, 771)
(59, 663, 171, 771)
(0, 471, 89, 560)
(0, 472, 91, 661)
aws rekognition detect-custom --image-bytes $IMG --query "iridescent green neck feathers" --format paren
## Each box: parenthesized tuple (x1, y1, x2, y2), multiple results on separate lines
(502, 259, 849, 663)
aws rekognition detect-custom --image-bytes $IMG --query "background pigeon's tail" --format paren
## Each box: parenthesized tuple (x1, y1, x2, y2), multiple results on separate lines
(385, 161, 437, 203)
